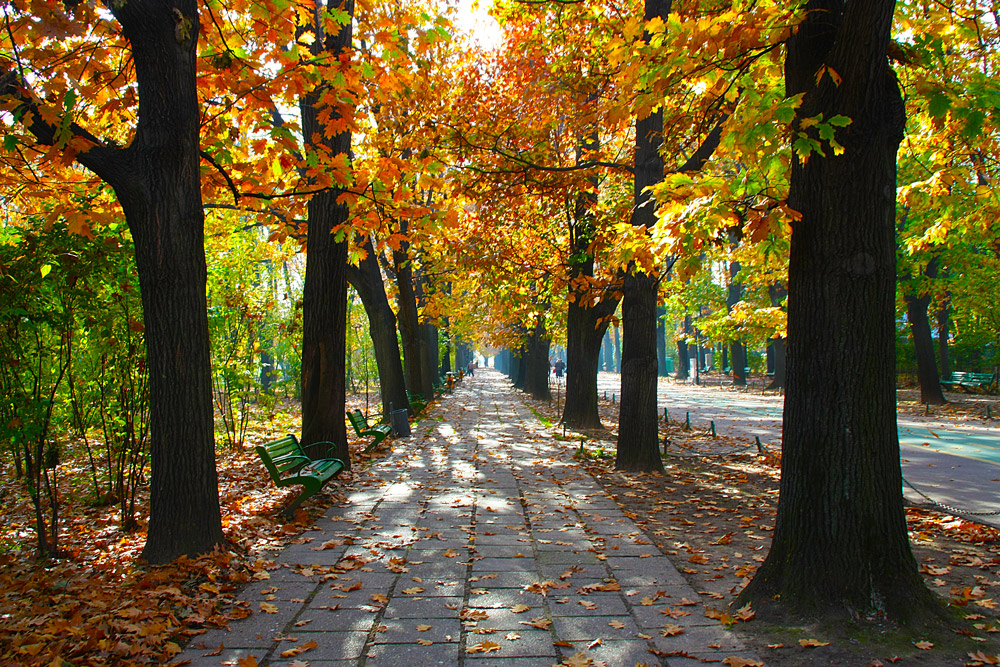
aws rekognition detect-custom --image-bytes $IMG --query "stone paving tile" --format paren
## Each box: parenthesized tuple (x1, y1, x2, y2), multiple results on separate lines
(178, 370, 756, 666)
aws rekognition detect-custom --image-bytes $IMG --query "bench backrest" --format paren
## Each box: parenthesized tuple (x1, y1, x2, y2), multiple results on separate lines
(256, 435, 306, 477)
(348, 409, 368, 431)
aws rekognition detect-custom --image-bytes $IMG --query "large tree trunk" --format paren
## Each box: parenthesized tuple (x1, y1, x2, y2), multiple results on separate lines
(346, 235, 409, 421)
(739, 0, 937, 621)
(617, 0, 668, 470)
(103, 0, 223, 564)
(298, 0, 353, 463)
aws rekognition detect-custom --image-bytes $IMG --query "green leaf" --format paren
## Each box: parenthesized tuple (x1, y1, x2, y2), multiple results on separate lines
(927, 92, 951, 119)
(40, 264, 52, 279)
(827, 115, 852, 127)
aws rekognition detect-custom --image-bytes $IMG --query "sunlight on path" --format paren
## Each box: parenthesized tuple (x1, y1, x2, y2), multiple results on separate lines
(176, 369, 758, 666)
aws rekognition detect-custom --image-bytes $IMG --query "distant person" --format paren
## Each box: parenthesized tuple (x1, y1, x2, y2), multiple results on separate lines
(554, 359, 565, 378)
(467, 360, 475, 376)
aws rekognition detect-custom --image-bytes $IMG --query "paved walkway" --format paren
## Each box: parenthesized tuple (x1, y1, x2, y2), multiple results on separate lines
(592, 371, 1000, 529)
(177, 369, 756, 666)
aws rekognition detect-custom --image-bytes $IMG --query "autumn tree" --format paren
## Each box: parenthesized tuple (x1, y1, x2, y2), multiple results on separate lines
(738, 0, 940, 620)
(1, 0, 223, 563)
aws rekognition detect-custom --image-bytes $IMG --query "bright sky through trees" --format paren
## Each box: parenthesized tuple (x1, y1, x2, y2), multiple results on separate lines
(451, 0, 502, 49)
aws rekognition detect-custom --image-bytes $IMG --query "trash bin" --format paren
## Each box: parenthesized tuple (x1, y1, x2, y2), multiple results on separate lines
(391, 409, 410, 437)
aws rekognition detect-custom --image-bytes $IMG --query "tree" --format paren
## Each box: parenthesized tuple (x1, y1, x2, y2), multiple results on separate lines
(298, 0, 354, 462)
(738, 0, 939, 620)
(615, 0, 669, 473)
(1, 0, 223, 563)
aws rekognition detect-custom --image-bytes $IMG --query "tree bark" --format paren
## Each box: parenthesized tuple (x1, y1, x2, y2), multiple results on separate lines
(675, 314, 691, 380)
(739, 0, 937, 621)
(937, 296, 951, 378)
(394, 242, 425, 402)
(345, 235, 409, 420)
(523, 318, 551, 400)
(905, 256, 945, 404)
(766, 283, 787, 390)
(298, 0, 353, 463)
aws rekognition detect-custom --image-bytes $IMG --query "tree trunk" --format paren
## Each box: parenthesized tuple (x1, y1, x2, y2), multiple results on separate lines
(617, 272, 663, 471)
(298, 0, 353, 463)
(106, 0, 223, 564)
(612, 325, 622, 373)
(937, 298, 951, 378)
(904, 256, 945, 404)
(563, 302, 616, 428)
(346, 235, 409, 421)
(419, 322, 438, 399)
(394, 244, 425, 401)
(675, 314, 691, 380)
(907, 291, 947, 404)
(523, 318, 551, 400)
(739, 0, 937, 621)
(601, 332, 614, 371)
(727, 256, 747, 386)
(616, 0, 669, 473)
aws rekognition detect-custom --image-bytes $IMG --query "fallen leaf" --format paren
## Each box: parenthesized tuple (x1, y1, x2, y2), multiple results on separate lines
(416, 624, 432, 632)
(609, 620, 626, 629)
(519, 616, 552, 630)
(661, 624, 685, 636)
(466, 640, 501, 654)
(259, 602, 278, 614)
(417, 639, 433, 646)
(723, 658, 764, 667)
(401, 587, 424, 594)
(510, 604, 531, 613)
(799, 638, 831, 648)
(914, 641, 934, 650)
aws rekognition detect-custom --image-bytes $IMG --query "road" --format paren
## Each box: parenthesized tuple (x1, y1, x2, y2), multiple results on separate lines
(583, 372, 1000, 529)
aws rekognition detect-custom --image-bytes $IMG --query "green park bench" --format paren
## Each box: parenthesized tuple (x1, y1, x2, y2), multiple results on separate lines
(940, 371, 997, 393)
(407, 391, 427, 414)
(348, 409, 393, 452)
(255, 435, 345, 519)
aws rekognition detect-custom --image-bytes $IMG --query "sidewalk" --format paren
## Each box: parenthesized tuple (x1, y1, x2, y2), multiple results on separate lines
(176, 369, 758, 666)
(594, 371, 1000, 529)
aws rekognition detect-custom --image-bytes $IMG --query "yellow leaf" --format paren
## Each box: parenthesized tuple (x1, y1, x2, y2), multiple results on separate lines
(417, 639, 433, 646)
(510, 604, 531, 613)
(416, 624, 432, 631)
(401, 587, 424, 594)
(259, 602, 278, 614)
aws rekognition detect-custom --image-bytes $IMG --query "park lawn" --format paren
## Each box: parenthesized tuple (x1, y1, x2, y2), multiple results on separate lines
(0, 399, 382, 666)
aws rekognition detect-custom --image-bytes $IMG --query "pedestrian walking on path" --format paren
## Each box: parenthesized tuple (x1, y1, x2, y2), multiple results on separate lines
(177, 369, 756, 666)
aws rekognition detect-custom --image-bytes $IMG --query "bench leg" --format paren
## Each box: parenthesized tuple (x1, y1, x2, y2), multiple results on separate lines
(281, 479, 321, 520)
